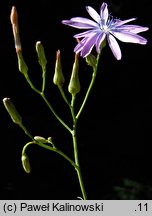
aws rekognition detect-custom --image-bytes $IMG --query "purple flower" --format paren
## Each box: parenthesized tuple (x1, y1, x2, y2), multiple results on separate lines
(62, 2, 148, 60)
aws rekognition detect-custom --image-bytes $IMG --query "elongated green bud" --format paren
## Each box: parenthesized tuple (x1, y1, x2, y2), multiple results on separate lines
(85, 53, 97, 68)
(36, 41, 47, 69)
(53, 50, 65, 86)
(21, 154, 31, 173)
(17, 50, 28, 76)
(3, 97, 22, 125)
(68, 53, 80, 95)
(10, 6, 22, 52)
(34, 136, 47, 143)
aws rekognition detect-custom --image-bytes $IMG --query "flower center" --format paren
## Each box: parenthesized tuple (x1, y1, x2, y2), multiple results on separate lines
(99, 18, 111, 34)
(102, 25, 109, 33)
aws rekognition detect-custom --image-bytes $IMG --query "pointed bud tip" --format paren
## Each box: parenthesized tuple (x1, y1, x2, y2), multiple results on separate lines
(56, 50, 61, 59)
(75, 52, 79, 60)
(10, 6, 22, 52)
(10, 6, 18, 25)
(57, 49, 60, 54)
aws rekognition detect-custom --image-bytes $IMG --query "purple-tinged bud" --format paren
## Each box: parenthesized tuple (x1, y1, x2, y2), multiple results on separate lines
(36, 41, 47, 69)
(53, 50, 65, 86)
(3, 97, 22, 125)
(10, 6, 22, 52)
(68, 53, 80, 95)
(21, 154, 31, 173)
(10, 6, 18, 26)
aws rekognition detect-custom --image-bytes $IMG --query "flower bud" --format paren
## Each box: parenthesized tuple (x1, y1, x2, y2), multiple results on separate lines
(3, 97, 22, 125)
(53, 50, 65, 86)
(36, 41, 47, 69)
(85, 53, 97, 68)
(68, 53, 80, 95)
(34, 136, 47, 143)
(21, 154, 31, 173)
(10, 6, 18, 25)
(17, 50, 28, 76)
(10, 6, 22, 52)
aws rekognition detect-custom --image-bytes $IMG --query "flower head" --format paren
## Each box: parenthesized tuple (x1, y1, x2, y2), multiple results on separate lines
(62, 2, 148, 60)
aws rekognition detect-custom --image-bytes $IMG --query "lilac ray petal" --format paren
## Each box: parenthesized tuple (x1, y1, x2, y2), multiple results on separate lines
(74, 29, 100, 38)
(62, 17, 98, 29)
(111, 31, 148, 44)
(62, 20, 94, 29)
(107, 34, 122, 60)
(86, 6, 101, 23)
(100, 2, 109, 24)
(95, 32, 106, 53)
(114, 18, 137, 27)
(116, 25, 149, 33)
(70, 17, 98, 25)
(74, 38, 87, 53)
(80, 33, 99, 57)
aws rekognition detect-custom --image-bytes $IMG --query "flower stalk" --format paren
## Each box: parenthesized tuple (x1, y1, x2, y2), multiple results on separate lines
(70, 93, 87, 199)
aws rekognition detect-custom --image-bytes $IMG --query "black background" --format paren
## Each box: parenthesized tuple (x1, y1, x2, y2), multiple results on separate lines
(0, 0, 152, 199)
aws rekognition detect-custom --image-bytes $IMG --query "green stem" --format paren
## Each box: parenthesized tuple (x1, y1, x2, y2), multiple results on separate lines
(20, 124, 78, 174)
(76, 53, 101, 119)
(24, 74, 72, 134)
(70, 95, 87, 200)
(72, 130, 87, 200)
(20, 124, 35, 141)
(41, 92, 72, 134)
(24, 74, 41, 95)
(42, 67, 46, 93)
(58, 86, 70, 106)
(69, 53, 102, 199)
(22, 141, 77, 169)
